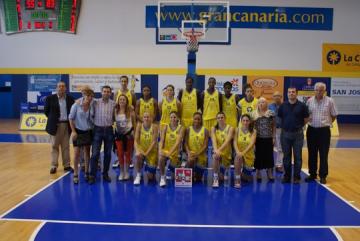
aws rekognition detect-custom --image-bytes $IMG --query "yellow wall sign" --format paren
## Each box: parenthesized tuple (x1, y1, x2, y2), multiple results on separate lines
(19, 113, 47, 131)
(323, 43, 360, 72)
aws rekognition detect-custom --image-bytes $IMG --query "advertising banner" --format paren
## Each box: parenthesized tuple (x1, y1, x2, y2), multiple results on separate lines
(247, 76, 284, 101)
(206, 75, 243, 95)
(323, 43, 360, 72)
(332, 78, 360, 115)
(175, 168, 193, 187)
(19, 113, 47, 131)
(69, 75, 141, 93)
(146, 6, 333, 31)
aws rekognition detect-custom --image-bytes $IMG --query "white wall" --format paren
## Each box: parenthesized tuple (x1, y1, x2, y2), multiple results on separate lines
(0, 0, 360, 70)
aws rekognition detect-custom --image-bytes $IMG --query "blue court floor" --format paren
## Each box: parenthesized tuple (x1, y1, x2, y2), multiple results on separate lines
(1, 169, 360, 240)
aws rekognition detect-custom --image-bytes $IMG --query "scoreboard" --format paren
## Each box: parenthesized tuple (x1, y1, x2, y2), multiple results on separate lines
(2, 0, 81, 34)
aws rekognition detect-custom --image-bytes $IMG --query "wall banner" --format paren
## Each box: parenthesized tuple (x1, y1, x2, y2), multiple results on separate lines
(206, 76, 243, 95)
(247, 76, 284, 101)
(332, 78, 360, 115)
(146, 6, 333, 31)
(323, 43, 360, 72)
(69, 75, 141, 93)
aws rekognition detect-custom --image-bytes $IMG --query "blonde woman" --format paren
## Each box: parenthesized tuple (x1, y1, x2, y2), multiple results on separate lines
(158, 111, 185, 187)
(69, 86, 94, 184)
(253, 97, 275, 182)
(133, 112, 159, 185)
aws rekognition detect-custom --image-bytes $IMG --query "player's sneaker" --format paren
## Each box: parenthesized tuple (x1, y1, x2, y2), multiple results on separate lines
(159, 176, 166, 187)
(133, 174, 141, 185)
(212, 178, 219, 188)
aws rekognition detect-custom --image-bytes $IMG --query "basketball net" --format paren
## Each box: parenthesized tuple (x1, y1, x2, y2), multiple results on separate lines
(184, 30, 204, 53)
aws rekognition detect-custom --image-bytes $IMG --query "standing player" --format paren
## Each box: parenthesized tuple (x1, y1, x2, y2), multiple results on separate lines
(135, 85, 158, 122)
(159, 85, 181, 129)
(158, 112, 185, 187)
(178, 76, 201, 128)
(238, 83, 258, 116)
(222, 81, 240, 128)
(115, 75, 136, 109)
(202, 77, 222, 131)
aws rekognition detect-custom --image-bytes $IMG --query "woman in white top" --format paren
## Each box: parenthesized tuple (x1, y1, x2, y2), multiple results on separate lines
(114, 94, 136, 181)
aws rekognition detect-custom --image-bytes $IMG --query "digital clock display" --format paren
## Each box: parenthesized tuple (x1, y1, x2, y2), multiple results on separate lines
(2, 0, 81, 34)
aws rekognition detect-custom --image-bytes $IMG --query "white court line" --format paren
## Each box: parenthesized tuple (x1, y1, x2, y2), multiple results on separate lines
(330, 227, 344, 241)
(0, 172, 70, 219)
(302, 168, 360, 214)
(28, 221, 46, 241)
(1, 218, 359, 229)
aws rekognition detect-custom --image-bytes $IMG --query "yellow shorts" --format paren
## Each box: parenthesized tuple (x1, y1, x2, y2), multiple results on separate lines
(203, 118, 217, 132)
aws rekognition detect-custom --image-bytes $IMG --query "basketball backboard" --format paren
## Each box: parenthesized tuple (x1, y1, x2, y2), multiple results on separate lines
(157, 1, 230, 44)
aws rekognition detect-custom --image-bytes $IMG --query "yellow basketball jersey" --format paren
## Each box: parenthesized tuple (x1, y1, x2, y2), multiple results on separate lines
(239, 97, 258, 115)
(188, 126, 207, 166)
(181, 89, 197, 127)
(203, 90, 220, 121)
(139, 124, 157, 166)
(116, 89, 133, 106)
(160, 98, 178, 126)
(236, 129, 255, 168)
(163, 125, 181, 161)
(139, 98, 155, 120)
(222, 94, 238, 128)
(215, 124, 232, 164)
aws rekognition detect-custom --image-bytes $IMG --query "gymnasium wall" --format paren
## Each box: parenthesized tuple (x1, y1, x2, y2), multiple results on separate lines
(0, 0, 359, 122)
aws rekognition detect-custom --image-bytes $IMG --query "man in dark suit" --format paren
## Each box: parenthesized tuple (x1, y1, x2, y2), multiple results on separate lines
(44, 81, 75, 174)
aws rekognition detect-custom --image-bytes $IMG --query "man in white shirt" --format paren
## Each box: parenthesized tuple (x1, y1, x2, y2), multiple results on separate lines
(305, 82, 337, 184)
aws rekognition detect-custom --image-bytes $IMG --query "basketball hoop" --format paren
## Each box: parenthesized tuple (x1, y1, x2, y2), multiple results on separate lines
(183, 30, 204, 52)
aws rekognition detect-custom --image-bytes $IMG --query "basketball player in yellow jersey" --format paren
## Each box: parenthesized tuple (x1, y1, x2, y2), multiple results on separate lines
(135, 85, 158, 122)
(222, 81, 240, 128)
(159, 85, 181, 129)
(202, 77, 222, 131)
(178, 76, 201, 128)
(185, 112, 209, 182)
(233, 114, 257, 188)
(133, 112, 159, 185)
(115, 75, 136, 110)
(211, 112, 234, 188)
(238, 83, 258, 117)
(159, 111, 185, 187)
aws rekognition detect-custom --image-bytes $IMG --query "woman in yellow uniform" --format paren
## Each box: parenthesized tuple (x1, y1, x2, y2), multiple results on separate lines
(238, 83, 258, 116)
(185, 112, 209, 182)
(211, 112, 234, 188)
(178, 76, 200, 128)
(115, 75, 136, 110)
(133, 112, 159, 185)
(159, 111, 185, 187)
(135, 85, 158, 123)
(222, 81, 240, 128)
(159, 85, 181, 130)
(202, 77, 221, 131)
(233, 114, 257, 188)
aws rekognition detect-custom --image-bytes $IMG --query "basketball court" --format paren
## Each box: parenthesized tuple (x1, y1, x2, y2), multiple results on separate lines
(0, 0, 360, 240)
